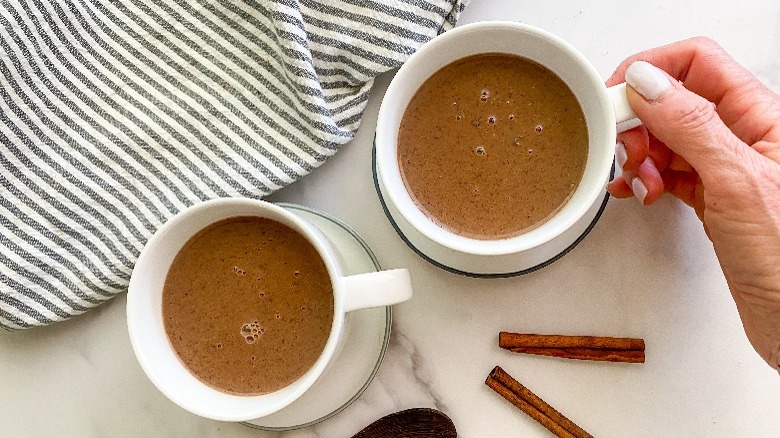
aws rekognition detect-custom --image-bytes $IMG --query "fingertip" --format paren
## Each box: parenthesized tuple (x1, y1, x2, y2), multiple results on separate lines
(605, 71, 625, 87)
(606, 53, 641, 87)
(616, 127, 650, 171)
(615, 141, 628, 169)
(630, 177, 649, 205)
(609, 156, 665, 205)
(635, 157, 664, 205)
(625, 61, 674, 101)
(607, 176, 633, 198)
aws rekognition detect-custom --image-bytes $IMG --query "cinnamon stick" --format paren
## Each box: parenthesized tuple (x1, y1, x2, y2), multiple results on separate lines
(499, 333, 645, 363)
(507, 347, 645, 363)
(485, 366, 592, 438)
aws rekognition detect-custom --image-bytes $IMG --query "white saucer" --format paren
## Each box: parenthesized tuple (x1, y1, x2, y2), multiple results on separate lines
(242, 203, 391, 431)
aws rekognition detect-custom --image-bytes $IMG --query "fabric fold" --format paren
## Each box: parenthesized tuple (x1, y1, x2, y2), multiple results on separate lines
(0, 0, 469, 329)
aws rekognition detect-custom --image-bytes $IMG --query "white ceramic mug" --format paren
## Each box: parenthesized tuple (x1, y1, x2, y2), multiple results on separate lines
(374, 21, 639, 277)
(127, 198, 412, 422)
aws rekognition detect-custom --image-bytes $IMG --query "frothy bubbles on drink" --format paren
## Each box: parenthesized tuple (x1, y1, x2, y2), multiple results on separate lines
(241, 320, 265, 344)
(475, 146, 486, 156)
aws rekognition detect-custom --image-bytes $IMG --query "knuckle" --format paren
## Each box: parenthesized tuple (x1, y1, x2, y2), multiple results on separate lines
(690, 36, 721, 51)
(690, 36, 732, 69)
(675, 98, 719, 133)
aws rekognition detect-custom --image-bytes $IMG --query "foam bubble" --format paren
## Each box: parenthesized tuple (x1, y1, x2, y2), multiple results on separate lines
(535, 124, 543, 133)
(241, 321, 265, 343)
(475, 146, 486, 156)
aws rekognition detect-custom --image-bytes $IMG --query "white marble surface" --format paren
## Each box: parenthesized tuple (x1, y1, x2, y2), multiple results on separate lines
(2, 1, 780, 437)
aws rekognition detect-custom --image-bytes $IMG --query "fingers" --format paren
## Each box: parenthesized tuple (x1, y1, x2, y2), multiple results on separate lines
(608, 161, 703, 212)
(660, 168, 699, 208)
(607, 176, 632, 198)
(607, 37, 780, 147)
(615, 128, 648, 171)
(625, 158, 664, 205)
(667, 152, 694, 173)
(612, 126, 671, 205)
(610, 149, 700, 208)
(623, 60, 750, 186)
(606, 37, 751, 107)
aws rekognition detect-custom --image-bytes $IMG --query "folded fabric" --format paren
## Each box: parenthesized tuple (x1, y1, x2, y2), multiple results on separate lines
(0, 0, 469, 329)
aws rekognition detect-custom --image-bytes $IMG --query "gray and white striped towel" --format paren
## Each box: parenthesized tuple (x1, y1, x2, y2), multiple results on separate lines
(0, 0, 468, 330)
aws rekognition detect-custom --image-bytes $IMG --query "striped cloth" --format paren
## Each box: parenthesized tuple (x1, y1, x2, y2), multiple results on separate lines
(0, 0, 468, 330)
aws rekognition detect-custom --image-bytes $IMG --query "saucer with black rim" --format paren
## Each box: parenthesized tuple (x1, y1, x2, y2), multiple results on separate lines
(372, 144, 614, 278)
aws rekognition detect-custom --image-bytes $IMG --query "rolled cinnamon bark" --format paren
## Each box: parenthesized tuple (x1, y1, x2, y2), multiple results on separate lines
(499, 333, 645, 350)
(485, 366, 593, 438)
(499, 333, 645, 363)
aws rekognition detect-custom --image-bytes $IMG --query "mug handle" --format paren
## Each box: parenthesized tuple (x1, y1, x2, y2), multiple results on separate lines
(607, 83, 642, 133)
(341, 269, 413, 313)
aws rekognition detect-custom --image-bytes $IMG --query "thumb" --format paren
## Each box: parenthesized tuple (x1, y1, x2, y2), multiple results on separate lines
(624, 61, 748, 184)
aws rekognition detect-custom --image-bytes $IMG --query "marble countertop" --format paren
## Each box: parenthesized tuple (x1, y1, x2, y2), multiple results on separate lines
(3, 1, 780, 437)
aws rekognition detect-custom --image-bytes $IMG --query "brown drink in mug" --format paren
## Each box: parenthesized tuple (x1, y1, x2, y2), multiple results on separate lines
(398, 53, 589, 240)
(127, 199, 412, 421)
(374, 21, 640, 276)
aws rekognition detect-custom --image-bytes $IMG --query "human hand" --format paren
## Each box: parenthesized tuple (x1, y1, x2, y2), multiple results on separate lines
(605, 37, 780, 371)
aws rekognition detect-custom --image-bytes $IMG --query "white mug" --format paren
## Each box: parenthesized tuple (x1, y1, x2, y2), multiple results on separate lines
(126, 198, 413, 421)
(374, 21, 639, 277)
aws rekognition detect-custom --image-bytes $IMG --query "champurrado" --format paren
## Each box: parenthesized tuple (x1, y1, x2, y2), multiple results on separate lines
(162, 217, 334, 395)
(398, 53, 589, 240)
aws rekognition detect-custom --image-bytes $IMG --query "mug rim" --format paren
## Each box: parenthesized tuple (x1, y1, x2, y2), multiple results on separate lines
(375, 21, 616, 256)
(127, 198, 347, 422)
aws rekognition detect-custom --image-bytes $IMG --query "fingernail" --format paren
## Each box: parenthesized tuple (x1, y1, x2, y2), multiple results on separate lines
(631, 177, 648, 205)
(625, 61, 672, 100)
(615, 141, 628, 169)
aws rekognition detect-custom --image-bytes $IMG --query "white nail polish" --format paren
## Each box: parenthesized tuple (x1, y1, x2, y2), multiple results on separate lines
(625, 61, 672, 100)
(615, 141, 628, 170)
(631, 177, 648, 205)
